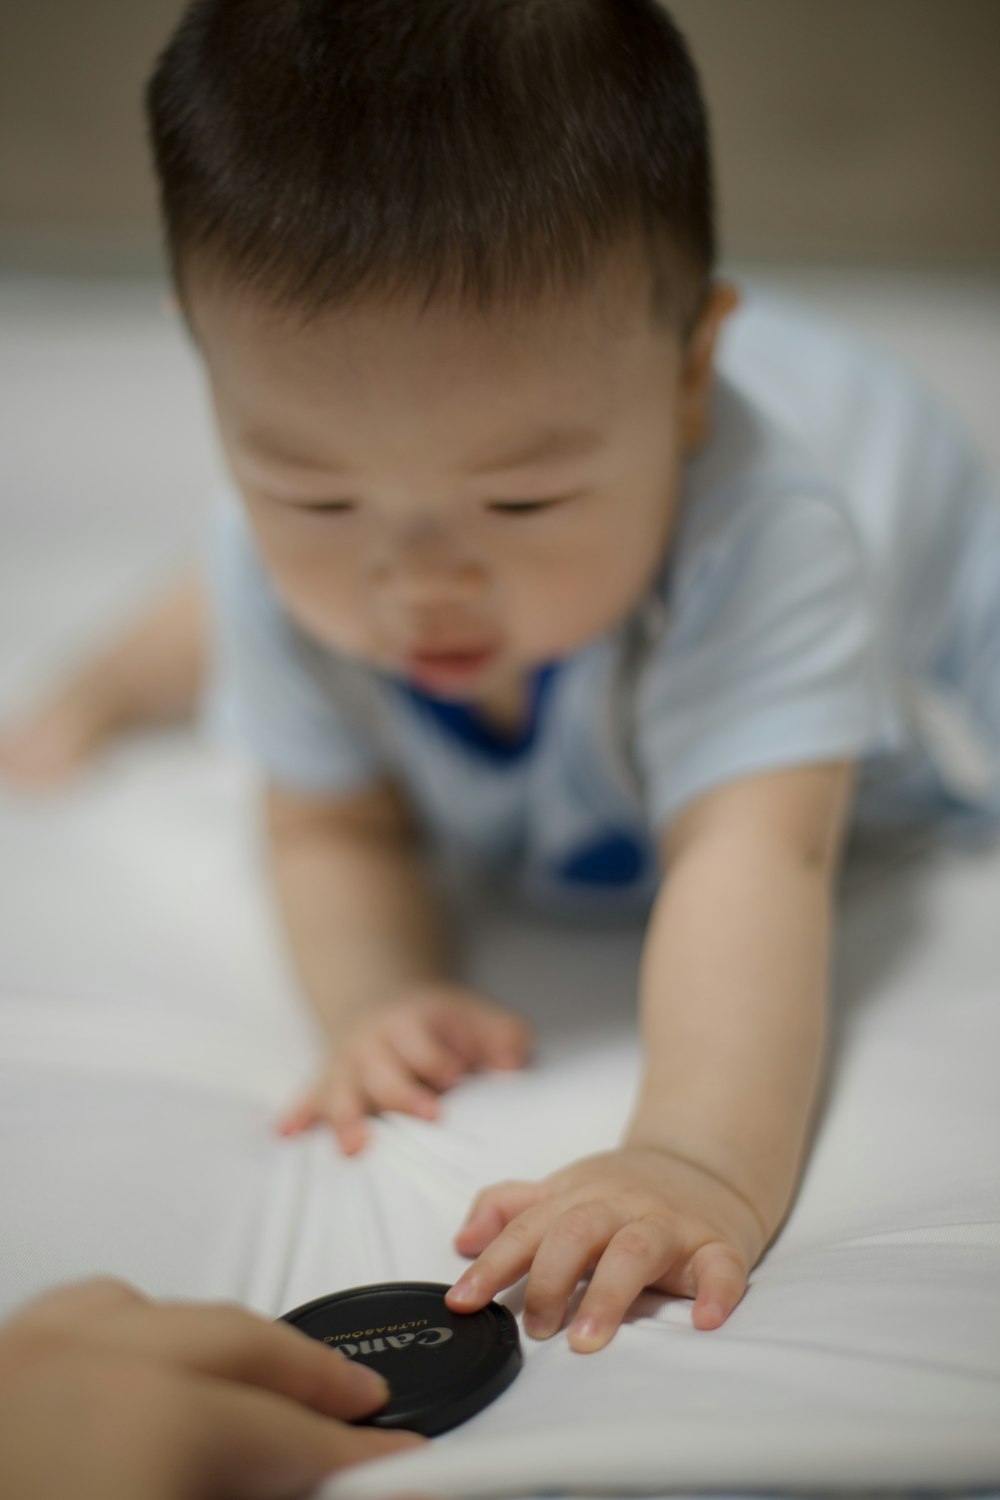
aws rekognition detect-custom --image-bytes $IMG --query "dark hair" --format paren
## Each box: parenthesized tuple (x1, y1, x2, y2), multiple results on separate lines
(145, 0, 716, 339)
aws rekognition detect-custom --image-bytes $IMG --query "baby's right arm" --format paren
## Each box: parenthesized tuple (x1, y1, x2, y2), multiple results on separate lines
(264, 777, 533, 1153)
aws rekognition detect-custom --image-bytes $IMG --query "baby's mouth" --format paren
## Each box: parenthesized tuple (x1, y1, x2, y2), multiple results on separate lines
(405, 643, 500, 690)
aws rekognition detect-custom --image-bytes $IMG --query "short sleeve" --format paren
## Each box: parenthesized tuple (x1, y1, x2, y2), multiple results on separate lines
(197, 490, 386, 796)
(634, 489, 905, 832)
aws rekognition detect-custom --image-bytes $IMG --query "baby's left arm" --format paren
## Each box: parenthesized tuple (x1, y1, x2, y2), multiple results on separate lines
(447, 757, 856, 1350)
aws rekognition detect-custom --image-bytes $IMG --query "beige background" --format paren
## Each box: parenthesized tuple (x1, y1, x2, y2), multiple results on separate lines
(1, 0, 999, 272)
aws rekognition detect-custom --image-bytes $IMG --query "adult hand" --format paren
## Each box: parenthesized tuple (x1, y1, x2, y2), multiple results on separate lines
(445, 1145, 769, 1351)
(275, 984, 534, 1155)
(0, 1277, 426, 1500)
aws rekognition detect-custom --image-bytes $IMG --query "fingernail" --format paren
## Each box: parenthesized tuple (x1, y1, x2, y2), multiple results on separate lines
(570, 1317, 599, 1343)
(448, 1278, 478, 1303)
(697, 1302, 725, 1327)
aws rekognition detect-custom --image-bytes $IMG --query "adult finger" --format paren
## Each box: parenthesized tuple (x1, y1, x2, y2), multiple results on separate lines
(567, 1215, 684, 1353)
(0, 1344, 425, 1500)
(3, 1282, 399, 1422)
(89, 1299, 401, 1423)
(1, 1276, 146, 1339)
(0, 1277, 148, 1386)
(180, 1369, 426, 1500)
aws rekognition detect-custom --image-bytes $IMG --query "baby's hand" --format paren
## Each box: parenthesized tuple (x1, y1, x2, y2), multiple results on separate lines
(275, 984, 534, 1155)
(0, 682, 118, 787)
(445, 1146, 769, 1352)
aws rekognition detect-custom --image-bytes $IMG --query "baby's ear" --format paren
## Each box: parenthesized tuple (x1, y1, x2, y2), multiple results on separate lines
(678, 280, 741, 451)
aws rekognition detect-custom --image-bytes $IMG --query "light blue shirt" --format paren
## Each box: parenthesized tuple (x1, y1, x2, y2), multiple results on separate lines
(200, 287, 1000, 914)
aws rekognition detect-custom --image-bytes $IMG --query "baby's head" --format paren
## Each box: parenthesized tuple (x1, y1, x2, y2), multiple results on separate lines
(146, 0, 738, 701)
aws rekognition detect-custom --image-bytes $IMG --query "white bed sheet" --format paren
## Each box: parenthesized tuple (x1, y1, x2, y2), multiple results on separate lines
(1, 269, 999, 1499)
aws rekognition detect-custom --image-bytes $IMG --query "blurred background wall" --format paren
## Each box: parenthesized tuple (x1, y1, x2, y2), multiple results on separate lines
(1, 0, 999, 276)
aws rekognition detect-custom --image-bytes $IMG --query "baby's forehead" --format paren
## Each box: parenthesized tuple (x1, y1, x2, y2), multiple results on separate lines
(186, 258, 684, 465)
(185, 240, 671, 357)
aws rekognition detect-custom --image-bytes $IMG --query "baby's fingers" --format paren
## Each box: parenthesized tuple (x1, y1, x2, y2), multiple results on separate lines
(274, 1089, 323, 1140)
(387, 1012, 470, 1092)
(687, 1240, 749, 1331)
(359, 1035, 444, 1125)
(565, 1214, 682, 1353)
(570, 1234, 749, 1353)
(274, 1070, 369, 1156)
(454, 1179, 549, 1254)
(275, 1038, 444, 1157)
(436, 999, 534, 1072)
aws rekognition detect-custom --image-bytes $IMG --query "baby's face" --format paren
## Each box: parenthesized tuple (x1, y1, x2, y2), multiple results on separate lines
(187, 248, 735, 702)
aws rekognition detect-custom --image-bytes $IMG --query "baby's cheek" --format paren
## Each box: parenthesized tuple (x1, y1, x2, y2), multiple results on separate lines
(509, 573, 601, 661)
(549, 548, 647, 655)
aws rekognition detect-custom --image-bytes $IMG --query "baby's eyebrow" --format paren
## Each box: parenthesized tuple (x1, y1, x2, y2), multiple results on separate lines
(463, 425, 603, 474)
(244, 423, 604, 477)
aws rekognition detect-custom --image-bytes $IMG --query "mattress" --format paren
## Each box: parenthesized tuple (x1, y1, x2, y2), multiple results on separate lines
(1, 268, 999, 1499)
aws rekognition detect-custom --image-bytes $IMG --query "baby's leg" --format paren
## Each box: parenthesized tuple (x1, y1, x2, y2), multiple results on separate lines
(0, 568, 205, 786)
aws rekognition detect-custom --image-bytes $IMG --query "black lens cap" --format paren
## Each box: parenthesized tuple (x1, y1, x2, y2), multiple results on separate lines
(280, 1281, 522, 1437)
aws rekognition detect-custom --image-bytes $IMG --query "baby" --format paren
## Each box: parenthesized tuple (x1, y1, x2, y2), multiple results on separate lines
(3, 0, 1000, 1356)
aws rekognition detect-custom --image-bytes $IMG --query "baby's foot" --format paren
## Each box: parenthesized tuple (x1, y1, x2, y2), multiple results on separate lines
(0, 678, 121, 787)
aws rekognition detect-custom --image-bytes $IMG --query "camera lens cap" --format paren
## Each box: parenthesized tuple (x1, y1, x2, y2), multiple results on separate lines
(280, 1280, 522, 1437)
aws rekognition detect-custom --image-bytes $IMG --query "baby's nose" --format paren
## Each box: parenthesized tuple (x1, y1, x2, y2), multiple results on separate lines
(374, 534, 486, 605)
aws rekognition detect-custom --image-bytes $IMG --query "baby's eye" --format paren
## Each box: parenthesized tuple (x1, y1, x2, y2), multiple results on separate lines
(286, 500, 357, 514)
(486, 499, 560, 515)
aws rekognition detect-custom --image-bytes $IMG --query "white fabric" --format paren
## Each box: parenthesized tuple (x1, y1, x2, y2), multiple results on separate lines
(1, 271, 999, 1500)
(1, 740, 999, 1498)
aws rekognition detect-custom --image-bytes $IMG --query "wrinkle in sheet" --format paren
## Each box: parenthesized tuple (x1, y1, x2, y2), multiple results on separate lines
(319, 1416, 1000, 1500)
